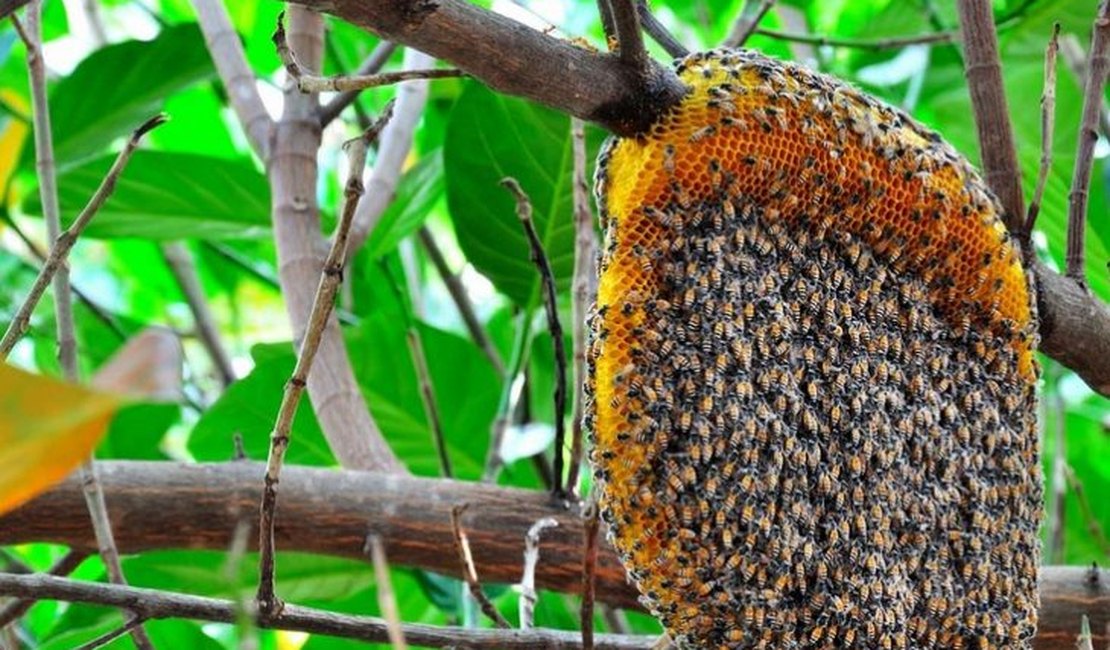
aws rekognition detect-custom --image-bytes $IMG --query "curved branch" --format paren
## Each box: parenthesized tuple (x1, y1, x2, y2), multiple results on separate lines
(1, 461, 1108, 648)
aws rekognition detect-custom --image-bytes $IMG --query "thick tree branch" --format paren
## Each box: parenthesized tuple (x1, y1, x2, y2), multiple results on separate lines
(1, 461, 1109, 648)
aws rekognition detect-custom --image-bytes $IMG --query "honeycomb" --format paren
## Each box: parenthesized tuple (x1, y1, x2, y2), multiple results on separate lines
(587, 49, 1041, 649)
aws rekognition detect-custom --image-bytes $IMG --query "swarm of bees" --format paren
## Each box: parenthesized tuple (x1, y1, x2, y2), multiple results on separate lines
(586, 49, 1041, 649)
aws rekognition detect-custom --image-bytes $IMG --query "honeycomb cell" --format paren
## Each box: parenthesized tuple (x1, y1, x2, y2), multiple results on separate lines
(586, 49, 1041, 649)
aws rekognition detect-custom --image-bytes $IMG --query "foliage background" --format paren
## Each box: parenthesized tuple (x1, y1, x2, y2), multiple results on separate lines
(0, 0, 1107, 646)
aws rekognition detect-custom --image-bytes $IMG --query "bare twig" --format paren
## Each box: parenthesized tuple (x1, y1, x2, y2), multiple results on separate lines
(365, 535, 407, 650)
(451, 505, 511, 628)
(407, 328, 452, 478)
(318, 40, 399, 126)
(348, 47, 437, 257)
(1061, 35, 1110, 140)
(520, 517, 559, 629)
(957, 0, 1025, 230)
(190, 0, 273, 162)
(635, 1, 688, 58)
(0, 573, 657, 649)
(1025, 23, 1060, 240)
(0, 114, 167, 357)
(482, 311, 534, 483)
(725, 0, 775, 49)
(753, 26, 953, 50)
(0, 550, 88, 628)
(1048, 362, 1067, 564)
(160, 242, 236, 388)
(581, 499, 601, 650)
(501, 177, 569, 497)
(1066, 0, 1110, 284)
(75, 615, 149, 650)
(1064, 464, 1110, 557)
(567, 118, 597, 496)
(257, 105, 394, 616)
(608, 0, 649, 74)
(417, 226, 504, 373)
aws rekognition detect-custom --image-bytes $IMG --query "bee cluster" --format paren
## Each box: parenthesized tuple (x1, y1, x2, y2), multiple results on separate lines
(587, 50, 1041, 649)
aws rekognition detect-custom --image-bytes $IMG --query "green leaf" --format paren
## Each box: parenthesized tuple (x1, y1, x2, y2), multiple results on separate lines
(43, 23, 215, 167)
(24, 150, 271, 240)
(97, 402, 178, 460)
(189, 354, 337, 466)
(445, 81, 604, 308)
(364, 151, 445, 259)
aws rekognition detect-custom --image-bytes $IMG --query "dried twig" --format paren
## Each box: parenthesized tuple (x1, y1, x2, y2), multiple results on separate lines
(567, 118, 597, 496)
(1078, 615, 1095, 650)
(407, 328, 452, 478)
(1024, 23, 1060, 240)
(417, 226, 505, 373)
(451, 505, 511, 628)
(1061, 35, 1110, 140)
(190, 0, 273, 162)
(520, 517, 559, 629)
(74, 615, 149, 650)
(753, 26, 953, 50)
(318, 40, 399, 126)
(257, 105, 394, 616)
(725, 0, 775, 49)
(0, 114, 166, 357)
(0, 573, 658, 649)
(365, 535, 408, 650)
(608, 0, 649, 74)
(0, 550, 88, 627)
(1066, 0, 1110, 284)
(160, 242, 236, 388)
(581, 499, 601, 650)
(635, 1, 688, 58)
(957, 0, 1025, 230)
(501, 177, 569, 497)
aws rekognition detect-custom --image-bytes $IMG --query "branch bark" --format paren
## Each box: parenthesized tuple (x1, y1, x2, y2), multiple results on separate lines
(1, 460, 1108, 648)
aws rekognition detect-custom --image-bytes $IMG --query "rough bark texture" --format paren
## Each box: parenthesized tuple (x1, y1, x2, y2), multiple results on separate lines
(1, 461, 1107, 648)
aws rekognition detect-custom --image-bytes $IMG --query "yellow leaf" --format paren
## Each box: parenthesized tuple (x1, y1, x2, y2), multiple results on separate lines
(0, 89, 29, 198)
(0, 364, 124, 515)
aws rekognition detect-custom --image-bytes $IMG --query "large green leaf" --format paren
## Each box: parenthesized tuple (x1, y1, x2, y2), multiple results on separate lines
(42, 23, 215, 167)
(364, 151, 445, 259)
(444, 81, 588, 308)
(24, 150, 271, 240)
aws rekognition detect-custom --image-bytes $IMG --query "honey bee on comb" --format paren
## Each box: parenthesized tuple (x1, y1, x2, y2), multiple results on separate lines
(586, 49, 1041, 649)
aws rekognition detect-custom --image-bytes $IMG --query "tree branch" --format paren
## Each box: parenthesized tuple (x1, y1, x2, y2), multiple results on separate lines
(318, 40, 398, 126)
(0, 573, 655, 649)
(724, 0, 775, 49)
(2, 460, 1109, 648)
(160, 242, 237, 388)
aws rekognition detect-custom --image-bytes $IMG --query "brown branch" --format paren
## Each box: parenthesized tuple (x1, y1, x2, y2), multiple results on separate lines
(501, 178, 568, 497)
(957, 0, 1025, 230)
(0, 573, 655, 649)
(519, 517, 559, 629)
(753, 27, 954, 50)
(1035, 262, 1110, 396)
(75, 614, 148, 650)
(365, 535, 407, 650)
(0, 550, 88, 627)
(450, 505, 510, 628)
(1066, 0, 1110, 284)
(318, 40, 399, 126)
(725, 0, 775, 49)
(1025, 23, 1060, 239)
(417, 226, 504, 374)
(1061, 35, 1110, 141)
(160, 242, 237, 388)
(634, 1, 687, 59)
(2, 461, 1108, 647)
(408, 328, 452, 478)
(257, 105, 392, 616)
(608, 0, 649, 75)
(580, 500, 601, 650)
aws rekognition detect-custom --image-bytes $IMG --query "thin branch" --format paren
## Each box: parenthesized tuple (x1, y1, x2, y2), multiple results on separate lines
(348, 47, 437, 257)
(519, 517, 559, 630)
(318, 40, 399, 126)
(1049, 363, 1067, 564)
(417, 226, 505, 374)
(0, 114, 166, 358)
(754, 26, 954, 50)
(580, 499, 601, 650)
(0, 550, 88, 627)
(1066, 0, 1110, 284)
(407, 328, 452, 478)
(1064, 464, 1110, 557)
(1061, 35, 1110, 140)
(607, 0, 649, 75)
(451, 505, 511, 628)
(567, 118, 596, 496)
(501, 177, 568, 498)
(635, 1, 688, 58)
(190, 0, 273, 162)
(1025, 23, 1060, 240)
(597, 0, 616, 48)
(160, 242, 237, 388)
(725, 0, 775, 49)
(957, 0, 1025, 230)
(75, 615, 148, 650)
(257, 105, 394, 616)
(365, 535, 407, 650)
(0, 573, 657, 649)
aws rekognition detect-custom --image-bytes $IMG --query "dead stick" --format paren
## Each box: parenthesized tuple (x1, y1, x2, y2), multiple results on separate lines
(451, 505, 511, 628)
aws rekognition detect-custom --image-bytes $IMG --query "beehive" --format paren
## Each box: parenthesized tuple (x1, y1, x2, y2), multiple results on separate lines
(586, 49, 1041, 649)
